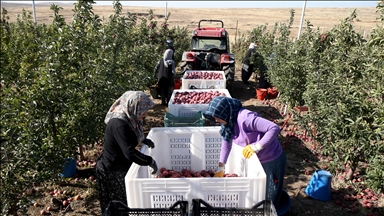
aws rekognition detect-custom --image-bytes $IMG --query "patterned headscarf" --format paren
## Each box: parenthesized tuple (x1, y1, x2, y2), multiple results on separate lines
(206, 96, 243, 142)
(104, 91, 155, 143)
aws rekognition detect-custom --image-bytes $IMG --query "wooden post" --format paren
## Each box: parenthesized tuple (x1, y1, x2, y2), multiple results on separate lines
(32, 0, 37, 24)
(79, 145, 85, 161)
(165, 2, 168, 19)
(235, 20, 238, 44)
(313, 127, 317, 150)
(297, 0, 307, 40)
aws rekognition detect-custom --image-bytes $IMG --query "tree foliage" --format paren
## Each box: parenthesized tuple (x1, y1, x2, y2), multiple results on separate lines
(0, 0, 189, 214)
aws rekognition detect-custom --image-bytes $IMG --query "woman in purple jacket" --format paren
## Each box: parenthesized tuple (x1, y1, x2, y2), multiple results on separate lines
(205, 96, 286, 207)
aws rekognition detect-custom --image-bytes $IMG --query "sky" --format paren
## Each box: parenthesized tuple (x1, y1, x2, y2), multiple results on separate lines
(1, 1, 379, 8)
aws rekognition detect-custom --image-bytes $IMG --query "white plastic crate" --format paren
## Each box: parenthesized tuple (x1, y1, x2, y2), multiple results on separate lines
(125, 127, 267, 209)
(168, 89, 232, 117)
(181, 70, 226, 90)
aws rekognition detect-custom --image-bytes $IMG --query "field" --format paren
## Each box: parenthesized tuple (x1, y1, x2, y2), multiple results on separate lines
(1, 2, 379, 41)
(1, 2, 383, 216)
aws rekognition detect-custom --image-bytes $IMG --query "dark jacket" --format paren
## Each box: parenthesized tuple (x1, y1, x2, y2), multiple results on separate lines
(242, 48, 256, 73)
(154, 58, 174, 88)
(97, 118, 153, 172)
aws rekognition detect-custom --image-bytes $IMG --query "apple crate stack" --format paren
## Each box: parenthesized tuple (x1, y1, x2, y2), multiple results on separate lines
(164, 70, 231, 127)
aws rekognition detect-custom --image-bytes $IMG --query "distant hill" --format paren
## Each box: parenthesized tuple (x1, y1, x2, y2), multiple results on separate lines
(1, 2, 74, 8)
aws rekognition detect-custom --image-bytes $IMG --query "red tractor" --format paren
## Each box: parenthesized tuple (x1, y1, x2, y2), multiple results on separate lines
(180, 20, 235, 88)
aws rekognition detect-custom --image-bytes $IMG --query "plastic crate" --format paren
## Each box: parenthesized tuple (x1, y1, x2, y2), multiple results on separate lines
(181, 70, 226, 90)
(103, 200, 188, 216)
(164, 111, 204, 127)
(125, 127, 266, 209)
(191, 199, 277, 216)
(168, 89, 232, 116)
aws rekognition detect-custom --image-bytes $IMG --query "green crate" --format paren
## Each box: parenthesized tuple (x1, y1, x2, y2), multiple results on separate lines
(164, 111, 204, 127)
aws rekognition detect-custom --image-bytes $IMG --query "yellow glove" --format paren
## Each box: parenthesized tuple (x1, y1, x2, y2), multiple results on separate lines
(214, 166, 225, 177)
(242, 143, 262, 159)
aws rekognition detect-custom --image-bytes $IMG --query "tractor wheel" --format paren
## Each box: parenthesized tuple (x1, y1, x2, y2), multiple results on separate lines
(180, 62, 193, 75)
(224, 65, 235, 90)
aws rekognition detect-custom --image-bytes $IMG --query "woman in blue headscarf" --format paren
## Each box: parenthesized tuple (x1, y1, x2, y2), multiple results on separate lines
(205, 96, 286, 207)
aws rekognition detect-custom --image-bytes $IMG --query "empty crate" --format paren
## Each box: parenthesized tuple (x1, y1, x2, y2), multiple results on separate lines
(164, 111, 204, 127)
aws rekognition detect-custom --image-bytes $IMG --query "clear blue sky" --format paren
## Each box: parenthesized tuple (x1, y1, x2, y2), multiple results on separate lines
(2, 1, 379, 8)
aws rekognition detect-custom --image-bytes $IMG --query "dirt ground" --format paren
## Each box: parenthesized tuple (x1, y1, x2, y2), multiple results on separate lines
(25, 69, 383, 216)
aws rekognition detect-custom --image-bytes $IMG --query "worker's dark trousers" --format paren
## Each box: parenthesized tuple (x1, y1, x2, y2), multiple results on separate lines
(262, 151, 286, 208)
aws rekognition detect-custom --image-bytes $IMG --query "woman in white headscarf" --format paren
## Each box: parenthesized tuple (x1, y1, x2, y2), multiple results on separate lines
(241, 43, 257, 85)
(154, 48, 176, 105)
(96, 91, 158, 214)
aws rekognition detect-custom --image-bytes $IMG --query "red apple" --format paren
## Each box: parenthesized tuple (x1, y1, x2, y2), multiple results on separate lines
(74, 195, 82, 201)
(334, 199, 341, 205)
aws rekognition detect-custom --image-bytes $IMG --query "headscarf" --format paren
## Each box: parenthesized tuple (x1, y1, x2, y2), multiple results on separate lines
(206, 96, 243, 142)
(249, 43, 256, 49)
(104, 91, 155, 143)
(163, 49, 176, 74)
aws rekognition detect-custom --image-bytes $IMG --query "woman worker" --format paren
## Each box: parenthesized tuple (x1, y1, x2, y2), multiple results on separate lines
(205, 96, 286, 207)
(96, 91, 158, 214)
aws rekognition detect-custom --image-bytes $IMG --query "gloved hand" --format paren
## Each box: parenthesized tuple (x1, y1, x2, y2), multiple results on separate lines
(214, 166, 225, 177)
(242, 143, 262, 159)
(143, 138, 155, 149)
(149, 159, 158, 174)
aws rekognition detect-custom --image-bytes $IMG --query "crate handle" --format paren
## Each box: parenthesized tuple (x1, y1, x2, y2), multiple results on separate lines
(103, 200, 130, 216)
(169, 200, 189, 216)
(191, 199, 212, 216)
(192, 198, 212, 208)
(251, 199, 272, 208)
